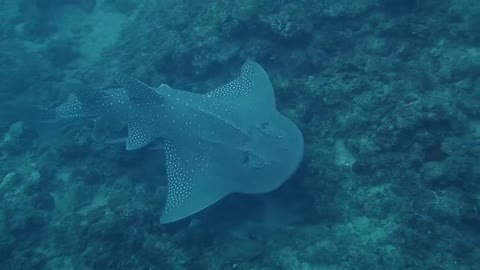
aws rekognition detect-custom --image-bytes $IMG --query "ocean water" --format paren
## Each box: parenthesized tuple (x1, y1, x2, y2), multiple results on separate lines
(0, 0, 479, 269)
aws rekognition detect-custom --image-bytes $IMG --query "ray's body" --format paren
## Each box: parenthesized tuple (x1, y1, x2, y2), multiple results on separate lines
(30, 61, 304, 223)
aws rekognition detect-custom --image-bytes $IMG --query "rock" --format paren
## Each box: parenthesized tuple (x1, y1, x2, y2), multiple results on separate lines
(421, 161, 445, 183)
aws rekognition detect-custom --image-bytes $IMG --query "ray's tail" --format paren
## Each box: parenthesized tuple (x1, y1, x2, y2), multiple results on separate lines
(1, 103, 57, 124)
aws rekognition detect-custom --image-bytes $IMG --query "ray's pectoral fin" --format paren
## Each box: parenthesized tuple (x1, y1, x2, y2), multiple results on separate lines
(160, 139, 232, 223)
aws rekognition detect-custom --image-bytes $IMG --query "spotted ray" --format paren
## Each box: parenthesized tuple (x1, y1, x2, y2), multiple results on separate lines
(116, 61, 304, 223)
(39, 87, 130, 142)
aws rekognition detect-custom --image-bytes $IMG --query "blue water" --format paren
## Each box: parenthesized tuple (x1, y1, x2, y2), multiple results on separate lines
(0, 0, 479, 269)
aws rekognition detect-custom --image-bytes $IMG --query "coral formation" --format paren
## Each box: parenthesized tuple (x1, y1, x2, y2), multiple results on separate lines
(0, 0, 479, 269)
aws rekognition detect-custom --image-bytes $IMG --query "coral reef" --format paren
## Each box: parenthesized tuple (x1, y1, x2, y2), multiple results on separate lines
(0, 0, 479, 269)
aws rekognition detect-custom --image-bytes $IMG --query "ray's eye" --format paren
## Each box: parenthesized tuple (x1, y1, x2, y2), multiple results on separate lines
(242, 151, 266, 170)
(258, 121, 282, 138)
(260, 122, 270, 129)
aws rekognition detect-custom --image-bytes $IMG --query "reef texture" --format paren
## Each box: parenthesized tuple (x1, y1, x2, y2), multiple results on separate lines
(0, 0, 479, 269)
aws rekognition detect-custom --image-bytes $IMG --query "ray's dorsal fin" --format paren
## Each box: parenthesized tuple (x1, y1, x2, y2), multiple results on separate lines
(113, 73, 163, 150)
(206, 61, 275, 109)
(113, 73, 162, 104)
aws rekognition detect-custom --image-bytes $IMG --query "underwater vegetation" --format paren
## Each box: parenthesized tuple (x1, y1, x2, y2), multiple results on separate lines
(0, 0, 479, 269)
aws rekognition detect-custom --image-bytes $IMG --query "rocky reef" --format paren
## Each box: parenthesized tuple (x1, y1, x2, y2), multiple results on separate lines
(0, 0, 479, 269)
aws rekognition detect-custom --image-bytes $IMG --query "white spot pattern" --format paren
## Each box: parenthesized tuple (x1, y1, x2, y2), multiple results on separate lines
(163, 140, 195, 215)
(47, 62, 303, 224)
(207, 61, 256, 99)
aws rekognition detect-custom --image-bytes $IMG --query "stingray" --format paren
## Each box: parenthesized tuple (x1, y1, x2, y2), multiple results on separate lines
(5, 87, 132, 143)
(115, 61, 304, 223)
(8, 61, 303, 223)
